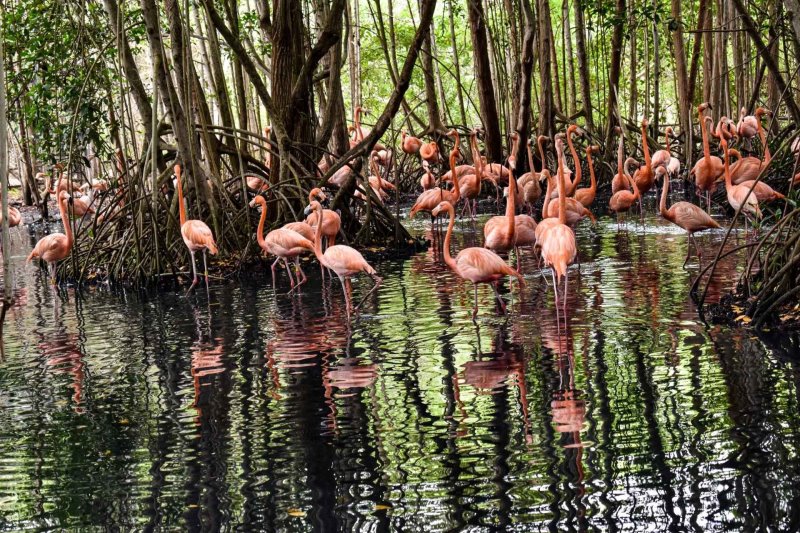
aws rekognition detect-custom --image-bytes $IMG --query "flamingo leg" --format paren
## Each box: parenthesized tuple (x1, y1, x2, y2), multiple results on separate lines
(202, 249, 210, 292)
(563, 271, 569, 312)
(552, 270, 559, 309)
(354, 273, 383, 311)
(491, 281, 507, 314)
(337, 275, 351, 316)
(283, 258, 295, 288)
(270, 257, 282, 290)
(472, 284, 479, 321)
(186, 251, 199, 294)
(515, 246, 521, 272)
(682, 234, 692, 268)
(294, 258, 307, 288)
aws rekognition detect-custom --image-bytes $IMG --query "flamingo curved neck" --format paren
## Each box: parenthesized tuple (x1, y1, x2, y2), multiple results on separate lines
(721, 138, 732, 188)
(700, 109, 711, 160)
(176, 170, 187, 226)
(566, 131, 581, 192)
(313, 206, 327, 265)
(586, 150, 596, 194)
(641, 125, 651, 167)
(441, 204, 459, 274)
(449, 147, 461, 202)
(526, 142, 534, 174)
(542, 172, 552, 219)
(256, 198, 268, 250)
(556, 148, 567, 225)
(659, 172, 670, 219)
(59, 196, 73, 248)
(617, 136, 624, 177)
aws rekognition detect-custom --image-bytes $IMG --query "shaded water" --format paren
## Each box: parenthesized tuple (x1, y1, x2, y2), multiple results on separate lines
(2, 204, 800, 531)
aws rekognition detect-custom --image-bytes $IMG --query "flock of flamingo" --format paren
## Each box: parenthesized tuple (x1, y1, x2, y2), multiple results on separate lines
(15, 102, 792, 320)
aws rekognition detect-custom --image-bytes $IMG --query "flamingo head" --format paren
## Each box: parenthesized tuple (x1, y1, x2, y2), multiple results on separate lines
(308, 187, 325, 202)
(537, 135, 550, 145)
(755, 107, 772, 118)
(264, 126, 271, 137)
(641, 117, 649, 128)
(587, 145, 600, 156)
(249, 195, 267, 208)
(303, 200, 322, 217)
(614, 126, 622, 135)
(431, 200, 453, 218)
(699, 102, 711, 113)
(567, 124, 579, 136)
(655, 166, 667, 181)
(665, 126, 674, 137)
(538, 169, 552, 183)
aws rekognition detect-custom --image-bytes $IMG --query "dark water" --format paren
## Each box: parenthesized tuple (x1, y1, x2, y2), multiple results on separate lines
(1, 203, 800, 531)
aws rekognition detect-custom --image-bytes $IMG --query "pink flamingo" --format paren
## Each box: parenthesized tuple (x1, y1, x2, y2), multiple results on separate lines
(304, 200, 382, 316)
(657, 166, 720, 267)
(173, 164, 218, 292)
(27, 191, 74, 282)
(250, 195, 314, 289)
(432, 200, 524, 318)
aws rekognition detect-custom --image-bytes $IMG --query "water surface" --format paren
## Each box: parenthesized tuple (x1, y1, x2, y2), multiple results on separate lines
(1, 204, 799, 531)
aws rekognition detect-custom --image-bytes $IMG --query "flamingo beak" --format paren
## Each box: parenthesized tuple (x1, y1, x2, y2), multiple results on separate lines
(248, 198, 257, 208)
(303, 205, 313, 216)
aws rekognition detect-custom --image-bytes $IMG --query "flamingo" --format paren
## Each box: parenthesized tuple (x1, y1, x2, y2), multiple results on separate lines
(515, 137, 542, 214)
(0, 200, 22, 230)
(690, 103, 724, 212)
(542, 137, 596, 227)
(305, 188, 341, 248)
(736, 107, 759, 148)
(728, 149, 785, 202)
(651, 126, 674, 170)
(70, 183, 97, 218)
(574, 145, 599, 208)
(457, 129, 486, 219)
(611, 129, 628, 194)
(250, 195, 314, 289)
(657, 166, 720, 267)
(484, 130, 520, 259)
(402, 130, 422, 154)
(537, 136, 577, 308)
(721, 136, 762, 221)
(420, 160, 435, 191)
(728, 121, 770, 185)
(755, 107, 773, 164)
(304, 200, 382, 316)
(549, 125, 582, 199)
(609, 166, 640, 216)
(27, 191, 74, 282)
(409, 129, 462, 225)
(419, 140, 440, 164)
(173, 164, 218, 292)
(633, 118, 656, 204)
(432, 200, 524, 319)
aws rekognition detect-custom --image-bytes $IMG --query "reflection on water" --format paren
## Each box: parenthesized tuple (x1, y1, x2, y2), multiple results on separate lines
(1, 208, 800, 531)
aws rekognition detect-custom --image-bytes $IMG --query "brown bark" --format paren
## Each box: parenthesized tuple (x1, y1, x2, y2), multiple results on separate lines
(605, 0, 626, 149)
(732, 0, 800, 124)
(538, 0, 555, 137)
(515, 0, 536, 173)
(688, 0, 708, 102)
(574, 0, 593, 127)
(467, 0, 502, 160)
(670, 0, 691, 140)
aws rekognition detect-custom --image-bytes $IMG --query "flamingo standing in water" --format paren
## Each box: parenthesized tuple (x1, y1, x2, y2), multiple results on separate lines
(609, 163, 640, 217)
(304, 200, 382, 316)
(690, 103, 724, 212)
(420, 161, 435, 191)
(0, 199, 21, 231)
(574, 145, 599, 208)
(173, 164, 218, 292)
(537, 137, 577, 308)
(484, 130, 520, 259)
(409, 129, 462, 226)
(432, 200, 524, 318)
(419, 140, 440, 164)
(250, 195, 314, 289)
(611, 128, 628, 194)
(633, 118, 656, 212)
(305, 188, 341, 248)
(27, 191, 74, 282)
(542, 137, 596, 227)
(657, 166, 720, 267)
(736, 107, 759, 150)
(549, 125, 582, 199)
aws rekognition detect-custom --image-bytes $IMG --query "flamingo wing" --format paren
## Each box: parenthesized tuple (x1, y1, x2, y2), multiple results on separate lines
(182, 220, 218, 254)
(323, 245, 375, 277)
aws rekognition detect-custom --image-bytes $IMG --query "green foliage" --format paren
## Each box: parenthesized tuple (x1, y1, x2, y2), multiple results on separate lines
(3, 0, 117, 163)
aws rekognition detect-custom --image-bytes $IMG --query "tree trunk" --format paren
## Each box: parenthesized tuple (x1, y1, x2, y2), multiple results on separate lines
(605, 0, 626, 149)
(732, 0, 800, 124)
(515, 0, 536, 173)
(563, 0, 577, 116)
(670, 0, 691, 142)
(652, 0, 661, 133)
(448, 0, 467, 124)
(538, 0, 555, 137)
(574, 0, 593, 127)
(688, 0, 709, 101)
(421, 27, 446, 134)
(467, 0, 502, 160)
